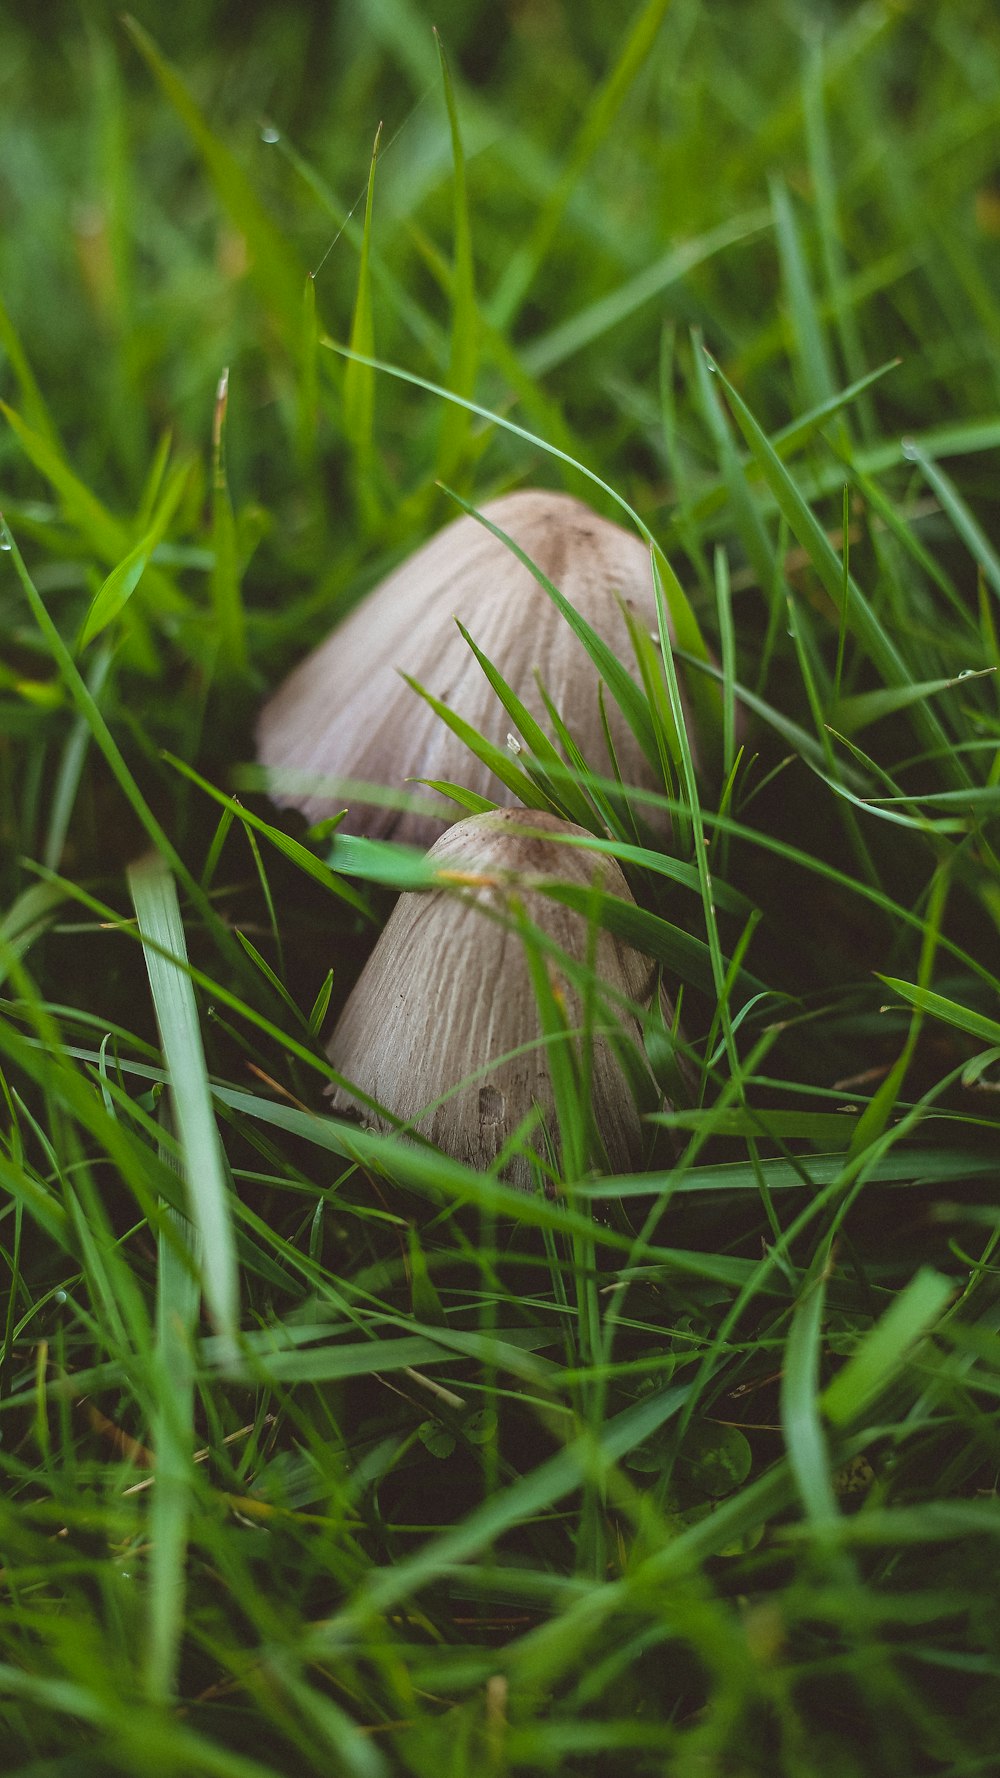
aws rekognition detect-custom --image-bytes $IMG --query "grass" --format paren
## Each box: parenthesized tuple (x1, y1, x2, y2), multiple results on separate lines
(2, 0, 1000, 1771)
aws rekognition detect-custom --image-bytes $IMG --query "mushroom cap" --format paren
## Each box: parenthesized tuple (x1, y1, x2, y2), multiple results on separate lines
(257, 489, 688, 847)
(326, 808, 670, 1191)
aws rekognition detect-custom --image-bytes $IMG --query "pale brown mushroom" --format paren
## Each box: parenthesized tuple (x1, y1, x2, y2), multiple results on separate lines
(326, 808, 674, 1191)
(257, 489, 695, 847)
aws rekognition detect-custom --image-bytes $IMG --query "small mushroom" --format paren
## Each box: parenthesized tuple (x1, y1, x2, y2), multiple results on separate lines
(257, 489, 695, 847)
(326, 808, 674, 1190)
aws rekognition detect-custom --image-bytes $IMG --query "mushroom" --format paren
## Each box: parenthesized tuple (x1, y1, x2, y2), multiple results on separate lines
(326, 808, 674, 1191)
(257, 489, 696, 847)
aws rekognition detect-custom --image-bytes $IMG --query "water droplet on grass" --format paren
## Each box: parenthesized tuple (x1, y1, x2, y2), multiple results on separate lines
(260, 123, 280, 144)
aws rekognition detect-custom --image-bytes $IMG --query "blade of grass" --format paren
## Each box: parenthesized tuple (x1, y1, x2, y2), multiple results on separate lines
(306, 1379, 694, 1640)
(524, 210, 771, 379)
(209, 367, 247, 678)
(706, 354, 970, 784)
(803, 40, 873, 435)
(43, 642, 114, 870)
(127, 851, 239, 1356)
(343, 124, 382, 520)
(832, 670, 997, 736)
(901, 438, 1000, 607)
(162, 752, 373, 920)
(651, 550, 741, 1078)
(144, 1107, 201, 1704)
(781, 1244, 840, 1523)
(399, 673, 556, 812)
(456, 620, 599, 829)
(822, 1267, 955, 1428)
(77, 450, 192, 650)
(770, 174, 838, 411)
(876, 978, 1000, 1049)
(433, 30, 477, 485)
(0, 291, 59, 448)
(0, 518, 236, 961)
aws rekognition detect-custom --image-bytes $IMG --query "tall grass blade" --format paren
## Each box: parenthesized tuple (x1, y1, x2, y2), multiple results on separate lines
(209, 367, 247, 678)
(706, 354, 969, 783)
(127, 850, 239, 1355)
(781, 1248, 839, 1523)
(822, 1268, 955, 1427)
(343, 124, 382, 515)
(77, 452, 192, 650)
(144, 1117, 200, 1704)
(434, 30, 478, 484)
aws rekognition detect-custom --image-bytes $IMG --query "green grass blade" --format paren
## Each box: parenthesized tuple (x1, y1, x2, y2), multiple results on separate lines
(145, 1116, 201, 1704)
(901, 438, 1000, 606)
(0, 289, 59, 448)
(536, 880, 752, 998)
(822, 1268, 955, 1428)
(524, 211, 770, 379)
(1, 399, 128, 560)
(127, 851, 240, 1354)
(163, 752, 373, 920)
(650, 552, 740, 1067)
(457, 621, 599, 828)
(1, 519, 231, 951)
(343, 125, 381, 513)
(298, 271, 320, 466)
(770, 174, 838, 410)
(706, 355, 969, 783)
(781, 1251, 839, 1523)
(209, 368, 247, 678)
(77, 452, 192, 651)
(399, 673, 555, 811)
(309, 1381, 694, 1636)
(43, 645, 113, 870)
(832, 670, 996, 736)
(877, 978, 1000, 1048)
(434, 30, 478, 485)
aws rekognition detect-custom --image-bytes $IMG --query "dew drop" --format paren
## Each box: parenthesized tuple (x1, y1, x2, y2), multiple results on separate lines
(901, 438, 919, 461)
(0, 537, 11, 552)
(259, 123, 281, 145)
(55, 1290, 67, 1304)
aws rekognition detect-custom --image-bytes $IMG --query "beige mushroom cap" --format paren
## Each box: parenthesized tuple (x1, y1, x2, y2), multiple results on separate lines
(326, 808, 672, 1191)
(257, 489, 690, 847)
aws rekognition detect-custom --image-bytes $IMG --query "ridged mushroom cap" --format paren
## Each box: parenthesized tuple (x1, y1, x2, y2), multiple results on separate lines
(257, 489, 690, 847)
(326, 808, 671, 1191)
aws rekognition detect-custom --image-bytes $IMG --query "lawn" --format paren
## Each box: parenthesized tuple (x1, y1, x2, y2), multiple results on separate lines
(2, 1, 1000, 1772)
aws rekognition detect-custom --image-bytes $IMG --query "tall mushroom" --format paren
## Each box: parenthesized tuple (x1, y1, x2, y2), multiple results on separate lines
(326, 808, 674, 1191)
(257, 489, 696, 847)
